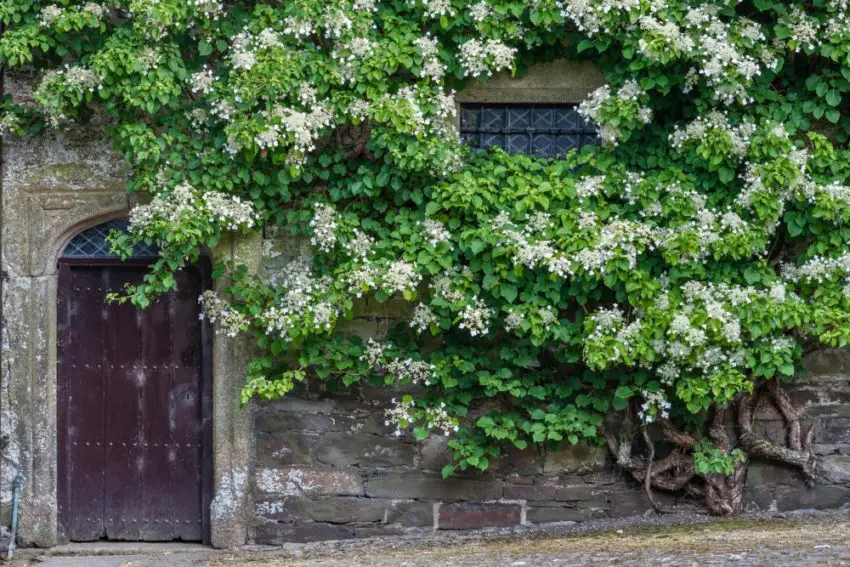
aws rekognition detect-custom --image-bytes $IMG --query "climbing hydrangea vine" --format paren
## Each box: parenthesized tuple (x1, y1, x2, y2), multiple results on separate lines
(5, 0, 850, 512)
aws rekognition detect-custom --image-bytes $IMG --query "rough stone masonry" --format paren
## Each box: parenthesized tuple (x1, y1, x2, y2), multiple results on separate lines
(1, 61, 850, 548)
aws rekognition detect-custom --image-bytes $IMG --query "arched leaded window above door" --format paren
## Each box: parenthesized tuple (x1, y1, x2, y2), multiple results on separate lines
(61, 218, 159, 259)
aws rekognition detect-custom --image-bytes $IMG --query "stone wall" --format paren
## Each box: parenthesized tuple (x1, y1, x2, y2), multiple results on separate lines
(250, 234, 850, 545)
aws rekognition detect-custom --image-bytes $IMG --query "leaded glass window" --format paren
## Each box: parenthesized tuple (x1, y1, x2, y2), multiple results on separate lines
(62, 219, 159, 259)
(459, 104, 598, 157)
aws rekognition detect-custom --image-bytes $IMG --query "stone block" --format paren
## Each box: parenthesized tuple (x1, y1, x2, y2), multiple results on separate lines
(255, 432, 316, 466)
(437, 503, 522, 530)
(746, 484, 850, 512)
(491, 446, 542, 474)
(316, 433, 417, 468)
(542, 443, 607, 474)
(418, 436, 451, 471)
(503, 483, 556, 500)
(608, 491, 653, 517)
(746, 460, 806, 486)
(802, 350, 850, 383)
(455, 60, 605, 105)
(386, 500, 435, 527)
(364, 474, 502, 501)
(752, 420, 787, 446)
(254, 498, 308, 522)
(818, 454, 850, 483)
(818, 417, 850, 444)
(253, 522, 355, 544)
(255, 467, 364, 497)
(354, 525, 406, 538)
(555, 485, 606, 504)
(526, 505, 592, 524)
(307, 497, 388, 523)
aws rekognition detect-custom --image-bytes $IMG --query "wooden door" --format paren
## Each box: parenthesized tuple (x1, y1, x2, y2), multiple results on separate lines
(57, 260, 212, 542)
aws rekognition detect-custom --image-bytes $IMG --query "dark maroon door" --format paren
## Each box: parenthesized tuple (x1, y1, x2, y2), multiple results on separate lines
(57, 261, 212, 542)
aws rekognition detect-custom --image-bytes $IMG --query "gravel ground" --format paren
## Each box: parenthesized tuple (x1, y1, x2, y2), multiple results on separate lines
(10, 510, 850, 566)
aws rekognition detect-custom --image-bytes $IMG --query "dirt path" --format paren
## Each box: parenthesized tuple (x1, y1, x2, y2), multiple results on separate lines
(11, 512, 850, 566)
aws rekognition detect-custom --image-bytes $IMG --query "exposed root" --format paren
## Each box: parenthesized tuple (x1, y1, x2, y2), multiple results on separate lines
(604, 381, 818, 516)
(738, 383, 817, 486)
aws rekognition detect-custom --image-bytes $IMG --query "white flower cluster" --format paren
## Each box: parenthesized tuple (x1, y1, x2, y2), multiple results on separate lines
(260, 252, 338, 338)
(504, 310, 525, 332)
(578, 81, 651, 145)
(413, 36, 445, 81)
(638, 16, 694, 60)
(309, 203, 338, 253)
(333, 37, 376, 83)
(410, 302, 438, 333)
(683, 6, 762, 104)
(250, 103, 333, 164)
(283, 16, 314, 40)
(190, 67, 214, 95)
(40, 4, 64, 26)
(384, 398, 458, 438)
(136, 47, 161, 73)
(383, 260, 423, 295)
(129, 183, 258, 234)
(561, 0, 646, 36)
(458, 297, 491, 336)
(457, 39, 516, 77)
(424, 403, 460, 436)
(189, 0, 223, 20)
(669, 111, 755, 159)
(469, 1, 490, 23)
(786, 7, 820, 52)
(422, 218, 451, 245)
(414, 0, 455, 19)
(638, 391, 671, 424)
(431, 267, 469, 303)
(198, 290, 249, 337)
(782, 252, 850, 291)
(360, 339, 437, 385)
(384, 397, 416, 436)
(202, 192, 259, 230)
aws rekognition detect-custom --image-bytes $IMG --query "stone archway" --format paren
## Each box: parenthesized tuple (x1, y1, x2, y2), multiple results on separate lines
(0, 126, 256, 548)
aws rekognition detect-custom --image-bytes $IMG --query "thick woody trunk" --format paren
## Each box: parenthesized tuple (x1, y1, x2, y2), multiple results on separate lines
(604, 382, 817, 516)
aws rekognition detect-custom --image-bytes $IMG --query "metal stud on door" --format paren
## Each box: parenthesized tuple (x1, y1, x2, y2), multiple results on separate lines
(57, 251, 212, 543)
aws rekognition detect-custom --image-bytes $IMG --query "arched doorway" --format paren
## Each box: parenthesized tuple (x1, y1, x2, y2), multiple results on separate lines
(56, 219, 213, 542)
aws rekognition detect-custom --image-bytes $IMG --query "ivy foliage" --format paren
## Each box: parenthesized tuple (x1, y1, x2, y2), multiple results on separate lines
(6, 0, 850, 476)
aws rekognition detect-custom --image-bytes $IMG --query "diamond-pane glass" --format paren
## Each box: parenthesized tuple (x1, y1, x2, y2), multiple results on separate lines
(459, 104, 599, 157)
(62, 219, 159, 259)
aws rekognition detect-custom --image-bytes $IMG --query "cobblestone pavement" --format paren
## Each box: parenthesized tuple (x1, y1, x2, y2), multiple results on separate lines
(11, 512, 850, 566)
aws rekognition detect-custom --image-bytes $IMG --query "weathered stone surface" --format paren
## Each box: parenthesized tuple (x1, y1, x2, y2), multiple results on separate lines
(542, 444, 607, 474)
(555, 485, 606, 503)
(307, 497, 388, 523)
(386, 500, 435, 527)
(819, 417, 850, 444)
(503, 483, 557, 500)
(254, 498, 308, 522)
(418, 436, 451, 471)
(256, 467, 364, 497)
(608, 491, 653, 518)
(253, 522, 356, 544)
(315, 433, 417, 468)
(364, 474, 502, 501)
(437, 503, 521, 530)
(818, 455, 850, 483)
(802, 350, 850, 382)
(746, 461, 807, 487)
(746, 484, 850, 511)
(455, 60, 605, 105)
(353, 525, 406, 538)
(526, 505, 592, 524)
(256, 432, 316, 466)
